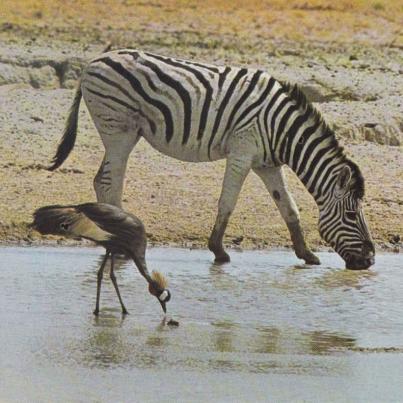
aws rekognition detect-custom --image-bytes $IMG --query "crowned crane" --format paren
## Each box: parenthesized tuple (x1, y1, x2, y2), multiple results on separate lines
(31, 202, 171, 316)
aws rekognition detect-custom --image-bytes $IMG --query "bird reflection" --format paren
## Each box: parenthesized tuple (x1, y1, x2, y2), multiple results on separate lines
(80, 318, 131, 368)
(92, 309, 127, 328)
(67, 314, 171, 369)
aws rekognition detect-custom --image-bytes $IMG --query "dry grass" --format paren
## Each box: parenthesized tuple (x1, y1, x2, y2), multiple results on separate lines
(1, 0, 402, 45)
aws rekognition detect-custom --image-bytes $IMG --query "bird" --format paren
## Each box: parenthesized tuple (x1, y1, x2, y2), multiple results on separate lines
(31, 202, 171, 316)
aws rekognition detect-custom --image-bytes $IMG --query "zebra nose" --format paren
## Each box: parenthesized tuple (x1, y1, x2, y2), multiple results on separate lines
(362, 240, 375, 258)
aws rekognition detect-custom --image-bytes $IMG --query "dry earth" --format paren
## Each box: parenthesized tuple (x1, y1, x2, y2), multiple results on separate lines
(0, 0, 402, 253)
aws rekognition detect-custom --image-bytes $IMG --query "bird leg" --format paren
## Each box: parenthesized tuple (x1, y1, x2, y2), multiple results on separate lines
(109, 253, 129, 315)
(94, 251, 110, 316)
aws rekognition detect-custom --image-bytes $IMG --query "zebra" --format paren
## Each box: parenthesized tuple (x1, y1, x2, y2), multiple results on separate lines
(48, 49, 375, 270)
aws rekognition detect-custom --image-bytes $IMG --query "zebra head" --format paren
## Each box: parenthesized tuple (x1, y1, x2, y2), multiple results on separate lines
(318, 163, 375, 270)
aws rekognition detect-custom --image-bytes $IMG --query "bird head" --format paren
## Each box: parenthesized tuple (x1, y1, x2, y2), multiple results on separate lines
(148, 271, 171, 313)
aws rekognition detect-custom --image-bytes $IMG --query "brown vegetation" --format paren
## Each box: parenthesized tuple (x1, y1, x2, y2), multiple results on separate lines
(1, 0, 402, 45)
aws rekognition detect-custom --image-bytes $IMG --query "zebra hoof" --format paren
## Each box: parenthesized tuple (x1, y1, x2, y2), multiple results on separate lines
(303, 252, 321, 265)
(214, 252, 231, 264)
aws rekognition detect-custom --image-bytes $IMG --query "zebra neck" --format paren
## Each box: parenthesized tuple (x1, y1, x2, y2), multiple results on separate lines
(275, 123, 345, 205)
(267, 81, 349, 206)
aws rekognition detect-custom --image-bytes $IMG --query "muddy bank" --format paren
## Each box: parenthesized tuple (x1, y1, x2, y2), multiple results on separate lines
(1, 40, 401, 145)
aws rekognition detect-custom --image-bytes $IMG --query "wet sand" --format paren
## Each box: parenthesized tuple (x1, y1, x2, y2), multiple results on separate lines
(1, 247, 402, 402)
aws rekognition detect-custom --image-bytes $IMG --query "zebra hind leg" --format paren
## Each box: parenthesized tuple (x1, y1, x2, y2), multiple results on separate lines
(94, 134, 140, 207)
(208, 155, 251, 263)
(253, 166, 320, 265)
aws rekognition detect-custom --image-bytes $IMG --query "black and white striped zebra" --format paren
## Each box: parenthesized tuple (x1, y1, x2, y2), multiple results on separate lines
(48, 49, 375, 269)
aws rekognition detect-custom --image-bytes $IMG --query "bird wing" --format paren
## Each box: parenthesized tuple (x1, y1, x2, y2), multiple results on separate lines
(32, 204, 111, 242)
(76, 203, 145, 241)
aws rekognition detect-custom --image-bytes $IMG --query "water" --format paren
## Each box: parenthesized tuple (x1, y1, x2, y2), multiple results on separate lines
(0, 246, 402, 402)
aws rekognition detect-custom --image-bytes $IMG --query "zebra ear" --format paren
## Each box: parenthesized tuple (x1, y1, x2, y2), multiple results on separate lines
(336, 165, 352, 193)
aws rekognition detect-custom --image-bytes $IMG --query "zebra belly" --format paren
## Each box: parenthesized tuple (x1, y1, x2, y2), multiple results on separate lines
(137, 107, 227, 162)
(141, 133, 224, 162)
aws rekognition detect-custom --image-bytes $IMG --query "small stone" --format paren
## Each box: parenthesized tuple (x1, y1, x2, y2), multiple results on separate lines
(167, 319, 179, 326)
(29, 65, 59, 89)
(300, 82, 334, 103)
(30, 116, 44, 123)
(231, 235, 244, 245)
(389, 234, 400, 244)
(1, 22, 14, 31)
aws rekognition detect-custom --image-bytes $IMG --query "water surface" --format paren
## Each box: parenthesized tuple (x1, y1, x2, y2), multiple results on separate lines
(1, 247, 402, 402)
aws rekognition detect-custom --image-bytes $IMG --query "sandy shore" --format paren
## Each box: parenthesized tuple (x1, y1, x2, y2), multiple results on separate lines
(0, 1, 402, 252)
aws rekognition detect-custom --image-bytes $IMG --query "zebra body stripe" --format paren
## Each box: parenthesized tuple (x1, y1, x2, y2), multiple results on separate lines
(52, 48, 374, 267)
(82, 51, 276, 162)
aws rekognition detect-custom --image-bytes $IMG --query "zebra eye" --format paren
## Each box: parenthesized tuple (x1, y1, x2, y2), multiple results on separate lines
(346, 211, 357, 221)
(60, 222, 69, 230)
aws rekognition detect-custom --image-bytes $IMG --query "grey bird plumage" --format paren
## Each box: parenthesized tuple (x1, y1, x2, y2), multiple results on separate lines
(31, 202, 171, 315)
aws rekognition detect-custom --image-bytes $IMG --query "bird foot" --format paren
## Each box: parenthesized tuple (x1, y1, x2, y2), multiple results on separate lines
(93, 309, 99, 316)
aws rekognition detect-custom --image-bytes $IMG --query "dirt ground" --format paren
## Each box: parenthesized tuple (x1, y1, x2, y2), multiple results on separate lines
(0, 0, 402, 252)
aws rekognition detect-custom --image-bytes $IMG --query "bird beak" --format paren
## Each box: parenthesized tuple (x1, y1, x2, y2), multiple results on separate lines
(159, 299, 167, 313)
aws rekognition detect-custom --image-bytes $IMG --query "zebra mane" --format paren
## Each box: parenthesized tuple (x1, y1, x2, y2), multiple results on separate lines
(279, 80, 336, 140)
(344, 159, 365, 199)
(280, 81, 365, 199)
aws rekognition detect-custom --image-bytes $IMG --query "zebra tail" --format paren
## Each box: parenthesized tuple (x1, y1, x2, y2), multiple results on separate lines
(47, 80, 82, 171)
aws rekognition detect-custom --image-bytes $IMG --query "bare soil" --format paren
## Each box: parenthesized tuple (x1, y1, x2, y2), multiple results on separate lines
(0, 0, 402, 252)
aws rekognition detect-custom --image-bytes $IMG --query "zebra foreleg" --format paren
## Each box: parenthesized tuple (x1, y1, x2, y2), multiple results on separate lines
(209, 156, 251, 263)
(253, 166, 320, 265)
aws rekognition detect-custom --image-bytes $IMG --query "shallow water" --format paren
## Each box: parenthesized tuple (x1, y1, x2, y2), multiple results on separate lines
(0, 246, 402, 402)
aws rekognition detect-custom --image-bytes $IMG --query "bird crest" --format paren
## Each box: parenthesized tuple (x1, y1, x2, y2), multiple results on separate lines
(151, 270, 168, 289)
